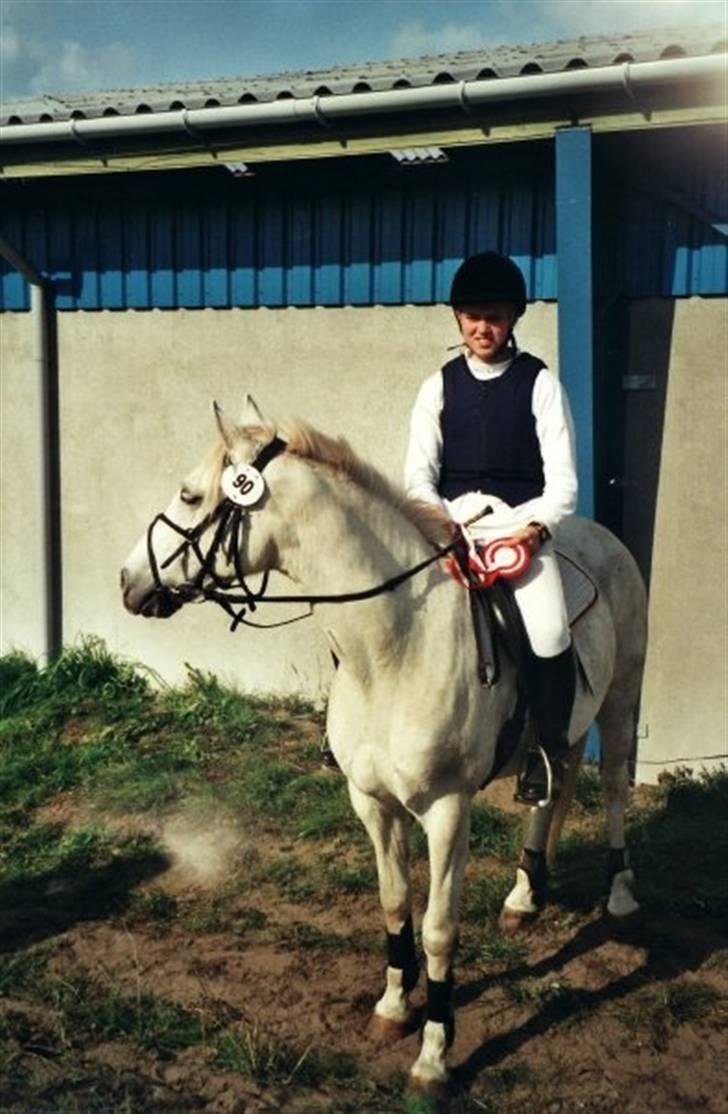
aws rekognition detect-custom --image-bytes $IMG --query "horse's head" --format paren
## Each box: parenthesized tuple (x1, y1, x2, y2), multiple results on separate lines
(121, 395, 288, 619)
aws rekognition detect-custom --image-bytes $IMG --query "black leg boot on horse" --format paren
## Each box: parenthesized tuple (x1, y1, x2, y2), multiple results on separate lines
(515, 645, 576, 807)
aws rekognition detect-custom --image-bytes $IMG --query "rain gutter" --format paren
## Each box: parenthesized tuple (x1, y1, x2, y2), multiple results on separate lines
(1, 55, 724, 147)
(0, 235, 61, 663)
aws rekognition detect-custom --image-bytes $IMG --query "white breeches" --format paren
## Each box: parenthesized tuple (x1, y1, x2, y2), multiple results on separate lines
(445, 492, 570, 659)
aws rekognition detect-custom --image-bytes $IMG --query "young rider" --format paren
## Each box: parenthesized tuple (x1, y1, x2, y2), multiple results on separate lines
(404, 251, 578, 806)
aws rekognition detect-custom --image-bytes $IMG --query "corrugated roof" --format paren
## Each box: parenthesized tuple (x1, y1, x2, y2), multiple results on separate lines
(2, 25, 725, 126)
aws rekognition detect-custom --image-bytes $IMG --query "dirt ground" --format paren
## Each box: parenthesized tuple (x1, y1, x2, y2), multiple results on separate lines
(4, 777, 727, 1114)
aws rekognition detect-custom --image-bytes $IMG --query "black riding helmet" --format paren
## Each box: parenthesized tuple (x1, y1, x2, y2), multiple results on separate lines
(449, 251, 527, 317)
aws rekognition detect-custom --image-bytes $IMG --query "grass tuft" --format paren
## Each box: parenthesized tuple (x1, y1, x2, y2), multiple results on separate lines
(476, 932, 528, 971)
(573, 766, 602, 813)
(619, 977, 724, 1049)
(214, 1021, 357, 1085)
(469, 801, 520, 859)
(461, 871, 513, 925)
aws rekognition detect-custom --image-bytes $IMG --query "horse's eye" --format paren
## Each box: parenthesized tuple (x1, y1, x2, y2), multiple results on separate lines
(180, 488, 203, 506)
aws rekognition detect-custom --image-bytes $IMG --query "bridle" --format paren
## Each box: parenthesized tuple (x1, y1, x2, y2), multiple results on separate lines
(146, 436, 462, 632)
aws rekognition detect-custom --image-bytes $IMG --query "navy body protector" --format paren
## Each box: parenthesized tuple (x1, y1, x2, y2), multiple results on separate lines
(438, 351, 546, 506)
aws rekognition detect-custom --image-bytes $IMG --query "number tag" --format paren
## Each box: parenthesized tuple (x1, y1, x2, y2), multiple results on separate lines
(221, 463, 266, 507)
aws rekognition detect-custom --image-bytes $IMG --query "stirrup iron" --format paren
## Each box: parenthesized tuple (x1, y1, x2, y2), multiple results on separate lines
(515, 743, 557, 809)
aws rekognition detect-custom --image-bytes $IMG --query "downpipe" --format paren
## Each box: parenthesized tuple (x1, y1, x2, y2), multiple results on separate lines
(0, 235, 61, 663)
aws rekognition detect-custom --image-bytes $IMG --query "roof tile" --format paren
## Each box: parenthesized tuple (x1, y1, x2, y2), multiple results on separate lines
(1, 25, 724, 125)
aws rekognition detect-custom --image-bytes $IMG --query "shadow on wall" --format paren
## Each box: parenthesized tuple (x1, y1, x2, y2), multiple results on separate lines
(595, 295, 675, 589)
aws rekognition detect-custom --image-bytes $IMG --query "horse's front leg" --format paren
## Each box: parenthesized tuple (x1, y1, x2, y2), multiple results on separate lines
(410, 792, 471, 1091)
(347, 782, 420, 1040)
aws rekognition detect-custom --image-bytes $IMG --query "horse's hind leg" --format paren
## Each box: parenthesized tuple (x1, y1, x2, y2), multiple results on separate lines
(347, 782, 419, 1040)
(501, 735, 587, 934)
(597, 699, 640, 919)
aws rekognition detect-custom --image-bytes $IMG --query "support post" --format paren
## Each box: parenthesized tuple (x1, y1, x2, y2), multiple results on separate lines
(555, 127, 594, 518)
(555, 127, 599, 760)
(0, 235, 61, 663)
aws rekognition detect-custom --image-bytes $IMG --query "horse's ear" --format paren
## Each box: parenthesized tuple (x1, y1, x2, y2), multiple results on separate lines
(213, 401, 236, 448)
(239, 394, 266, 428)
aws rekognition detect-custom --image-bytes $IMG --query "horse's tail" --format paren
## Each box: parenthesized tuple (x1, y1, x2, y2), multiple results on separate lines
(546, 733, 587, 864)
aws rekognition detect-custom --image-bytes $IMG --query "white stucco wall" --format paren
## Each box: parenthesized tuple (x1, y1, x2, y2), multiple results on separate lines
(633, 299, 727, 783)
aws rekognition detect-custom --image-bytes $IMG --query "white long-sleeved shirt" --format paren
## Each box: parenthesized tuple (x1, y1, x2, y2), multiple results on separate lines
(404, 350, 578, 534)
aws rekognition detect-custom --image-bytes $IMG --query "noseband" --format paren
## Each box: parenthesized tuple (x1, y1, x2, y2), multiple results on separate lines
(146, 436, 462, 632)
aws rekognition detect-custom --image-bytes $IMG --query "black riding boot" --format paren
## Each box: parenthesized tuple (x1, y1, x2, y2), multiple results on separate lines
(515, 645, 576, 807)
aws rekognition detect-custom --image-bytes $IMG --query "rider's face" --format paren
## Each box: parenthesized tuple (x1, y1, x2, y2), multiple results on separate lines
(455, 302, 516, 362)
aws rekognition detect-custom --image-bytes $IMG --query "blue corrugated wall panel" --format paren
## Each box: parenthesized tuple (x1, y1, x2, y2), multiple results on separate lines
(624, 191, 728, 297)
(0, 211, 28, 309)
(1, 166, 725, 311)
(0, 179, 557, 311)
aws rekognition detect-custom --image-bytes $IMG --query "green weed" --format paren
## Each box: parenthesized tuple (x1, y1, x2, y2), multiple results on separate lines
(402, 1094, 440, 1114)
(272, 922, 345, 950)
(324, 860, 377, 894)
(0, 639, 149, 720)
(0, 951, 49, 997)
(55, 978, 206, 1056)
(0, 959, 207, 1061)
(158, 666, 267, 741)
(469, 801, 520, 859)
(127, 886, 178, 922)
(661, 979, 722, 1024)
(502, 977, 540, 1006)
(573, 766, 602, 812)
(254, 856, 317, 903)
(214, 1021, 356, 1085)
(461, 871, 513, 925)
(179, 896, 229, 934)
(481, 1060, 534, 1094)
(231, 906, 268, 934)
(619, 978, 723, 1049)
(475, 932, 527, 971)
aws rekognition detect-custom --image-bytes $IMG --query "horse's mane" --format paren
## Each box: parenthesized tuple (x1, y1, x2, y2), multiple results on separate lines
(202, 419, 452, 546)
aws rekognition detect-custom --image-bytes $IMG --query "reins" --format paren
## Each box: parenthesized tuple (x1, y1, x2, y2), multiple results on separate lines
(147, 506, 460, 631)
(146, 437, 466, 632)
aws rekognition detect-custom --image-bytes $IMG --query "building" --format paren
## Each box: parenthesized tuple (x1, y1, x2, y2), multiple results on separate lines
(1, 27, 726, 780)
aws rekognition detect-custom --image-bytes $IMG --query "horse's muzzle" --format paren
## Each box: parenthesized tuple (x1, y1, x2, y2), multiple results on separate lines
(120, 568, 184, 619)
(140, 589, 184, 619)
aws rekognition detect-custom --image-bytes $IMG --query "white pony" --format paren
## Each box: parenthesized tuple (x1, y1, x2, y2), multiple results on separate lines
(121, 398, 647, 1090)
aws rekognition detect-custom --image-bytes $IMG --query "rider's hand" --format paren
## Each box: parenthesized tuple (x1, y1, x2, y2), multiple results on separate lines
(505, 523, 547, 554)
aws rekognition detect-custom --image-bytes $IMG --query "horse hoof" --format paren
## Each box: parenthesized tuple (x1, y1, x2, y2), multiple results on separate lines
(407, 1071, 450, 1101)
(604, 906, 643, 935)
(499, 908, 539, 935)
(368, 1012, 418, 1043)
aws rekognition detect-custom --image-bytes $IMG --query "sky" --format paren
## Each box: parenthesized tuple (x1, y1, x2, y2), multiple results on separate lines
(1, 0, 725, 102)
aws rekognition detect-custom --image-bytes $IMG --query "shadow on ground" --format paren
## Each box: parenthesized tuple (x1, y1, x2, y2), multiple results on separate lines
(0, 847, 171, 954)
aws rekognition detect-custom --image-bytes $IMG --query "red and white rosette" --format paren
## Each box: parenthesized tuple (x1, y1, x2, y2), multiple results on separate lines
(445, 538, 531, 589)
(482, 539, 531, 580)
